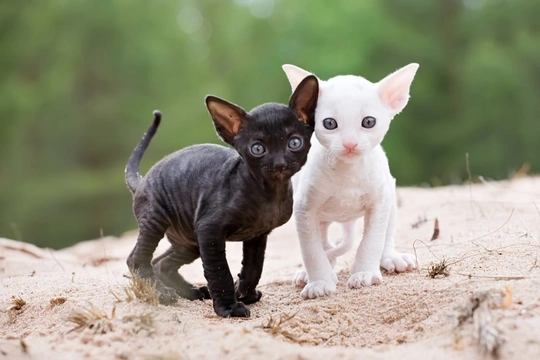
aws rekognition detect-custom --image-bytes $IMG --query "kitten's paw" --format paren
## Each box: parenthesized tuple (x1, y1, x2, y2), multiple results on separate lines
(236, 290, 262, 305)
(380, 252, 417, 273)
(156, 286, 179, 305)
(214, 302, 250, 318)
(193, 285, 211, 300)
(347, 270, 382, 288)
(300, 280, 336, 299)
(293, 270, 308, 287)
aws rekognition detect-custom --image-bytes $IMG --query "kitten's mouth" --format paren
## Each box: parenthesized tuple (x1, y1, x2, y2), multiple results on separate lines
(265, 167, 294, 181)
(342, 149, 361, 158)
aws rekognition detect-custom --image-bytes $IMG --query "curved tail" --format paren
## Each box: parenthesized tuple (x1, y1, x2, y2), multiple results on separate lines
(325, 239, 354, 260)
(125, 110, 162, 194)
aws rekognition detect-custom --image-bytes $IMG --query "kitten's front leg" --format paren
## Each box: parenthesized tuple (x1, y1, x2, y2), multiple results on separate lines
(295, 207, 337, 299)
(235, 234, 268, 304)
(380, 183, 417, 272)
(348, 193, 391, 288)
(196, 226, 250, 318)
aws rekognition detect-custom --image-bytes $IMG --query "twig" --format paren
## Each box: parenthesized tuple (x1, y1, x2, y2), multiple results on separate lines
(516, 212, 539, 243)
(533, 201, 540, 218)
(466, 153, 475, 217)
(453, 272, 528, 280)
(48, 248, 65, 272)
(322, 323, 355, 346)
(468, 209, 514, 243)
(430, 218, 440, 241)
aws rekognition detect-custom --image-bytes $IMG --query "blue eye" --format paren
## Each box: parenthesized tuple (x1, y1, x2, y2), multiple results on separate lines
(250, 143, 266, 156)
(288, 137, 303, 150)
(362, 116, 376, 129)
(323, 118, 338, 130)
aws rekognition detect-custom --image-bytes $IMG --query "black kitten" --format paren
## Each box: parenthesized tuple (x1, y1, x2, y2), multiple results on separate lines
(125, 76, 319, 317)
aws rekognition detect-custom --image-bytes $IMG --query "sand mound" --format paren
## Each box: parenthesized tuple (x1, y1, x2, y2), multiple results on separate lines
(2, 177, 540, 359)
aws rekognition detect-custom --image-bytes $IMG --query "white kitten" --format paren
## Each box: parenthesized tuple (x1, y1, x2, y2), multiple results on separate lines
(282, 63, 419, 299)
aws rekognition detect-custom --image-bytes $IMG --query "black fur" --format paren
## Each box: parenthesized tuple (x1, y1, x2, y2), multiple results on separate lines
(125, 76, 319, 317)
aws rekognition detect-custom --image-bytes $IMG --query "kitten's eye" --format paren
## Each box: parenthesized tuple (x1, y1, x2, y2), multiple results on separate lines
(362, 116, 376, 129)
(323, 118, 338, 130)
(288, 137, 303, 150)
(250, 143, 266, 156)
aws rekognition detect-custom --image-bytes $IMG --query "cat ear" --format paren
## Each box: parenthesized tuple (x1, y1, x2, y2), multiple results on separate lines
(205, 95, 247, 145)
(288, 75, 319, 127)
(282, 64, 314, 91)
(377, 63, 419, 115)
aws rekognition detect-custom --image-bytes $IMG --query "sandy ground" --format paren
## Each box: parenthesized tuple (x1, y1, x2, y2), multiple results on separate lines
(2, 177, 540, 359)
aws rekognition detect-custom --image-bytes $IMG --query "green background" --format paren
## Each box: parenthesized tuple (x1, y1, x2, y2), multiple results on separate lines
(1, 0, 538, 248)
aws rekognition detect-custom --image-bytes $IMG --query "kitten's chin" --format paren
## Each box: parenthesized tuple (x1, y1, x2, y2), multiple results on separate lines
(267, 170, 294, 182)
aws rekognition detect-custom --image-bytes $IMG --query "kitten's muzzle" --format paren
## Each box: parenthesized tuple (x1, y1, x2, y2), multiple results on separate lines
(264, 164, 294, 180)
(342, 142, 361, 157)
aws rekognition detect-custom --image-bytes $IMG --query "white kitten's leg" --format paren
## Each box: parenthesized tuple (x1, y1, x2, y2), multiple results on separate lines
(348, 196, 390, 288)
(380, 183, 417, 272)
(295, 209, 337, 299)
(294, 221, 330, 287)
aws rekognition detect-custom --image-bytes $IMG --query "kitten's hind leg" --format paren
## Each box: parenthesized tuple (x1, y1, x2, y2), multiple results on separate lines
(235, 233, 268, 304)
(152, 245, 210, 300)
(379, 182, 417, 273)
(127, 222, 178, 305)
(294, 221, 330, 287)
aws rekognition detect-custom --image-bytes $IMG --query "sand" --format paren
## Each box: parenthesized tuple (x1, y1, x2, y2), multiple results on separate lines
(2, 177, 540, 359)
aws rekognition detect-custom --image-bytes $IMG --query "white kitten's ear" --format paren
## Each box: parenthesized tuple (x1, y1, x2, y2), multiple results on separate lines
(205, 95, 247, 145)
(289, 75, 319, 127)
(282, 64, 314, 91)
(377, 63, 419, 115)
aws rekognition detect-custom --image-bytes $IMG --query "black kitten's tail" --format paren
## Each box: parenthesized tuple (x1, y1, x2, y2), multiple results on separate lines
(125, 110, 162, 194)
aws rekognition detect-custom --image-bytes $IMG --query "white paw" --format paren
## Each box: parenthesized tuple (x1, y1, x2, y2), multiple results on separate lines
(293, 269, 308, 287)
(347, 270, 382, 288)
(380, 252, 417, 273)
(300, 280, 336, 299)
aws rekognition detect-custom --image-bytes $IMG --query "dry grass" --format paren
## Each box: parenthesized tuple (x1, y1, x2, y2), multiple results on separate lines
(50, 297, 67, 308)
(5, 295, 27, 323)
(258, 312, 299, 342)
(67, 303, 116, 334)
(8, 296, 26, 311)
(428, 258, 450, 279)
(121, 273, 160, 305)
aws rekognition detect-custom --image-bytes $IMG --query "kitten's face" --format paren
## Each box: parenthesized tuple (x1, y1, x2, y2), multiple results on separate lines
(315, 76, 393, 162)
(235, 105, 313, 181)
(205, 75, 319, 183)
(282, 63, 419, 162)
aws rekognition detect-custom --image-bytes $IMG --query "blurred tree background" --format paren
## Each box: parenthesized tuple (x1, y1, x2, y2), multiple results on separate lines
(1, 0, 539, 248)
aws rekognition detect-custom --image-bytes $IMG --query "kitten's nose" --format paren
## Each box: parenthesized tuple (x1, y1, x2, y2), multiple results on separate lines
(274, 163, 287, 172)
(343, 142, 358, 152)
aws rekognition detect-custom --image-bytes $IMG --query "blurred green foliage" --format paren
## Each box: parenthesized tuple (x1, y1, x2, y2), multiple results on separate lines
(1, 0, 539, 248)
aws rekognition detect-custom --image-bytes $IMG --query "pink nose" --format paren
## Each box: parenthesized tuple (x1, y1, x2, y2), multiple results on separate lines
(343, 143, 358, 152)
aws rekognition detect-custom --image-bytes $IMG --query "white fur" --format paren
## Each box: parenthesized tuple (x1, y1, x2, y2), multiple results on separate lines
(282, 63, 419, 299)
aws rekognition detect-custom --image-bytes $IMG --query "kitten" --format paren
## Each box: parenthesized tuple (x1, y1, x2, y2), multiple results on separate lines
(125, 75, 319, 316)
(281, 63, 419, 299)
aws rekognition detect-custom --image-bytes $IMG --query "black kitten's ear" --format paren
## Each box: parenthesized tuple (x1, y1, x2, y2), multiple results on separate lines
(205, 95, 248, 145)
(288, 75, 319, 127)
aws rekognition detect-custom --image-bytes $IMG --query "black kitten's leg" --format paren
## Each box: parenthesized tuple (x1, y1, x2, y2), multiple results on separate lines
(127, 222, 178, 305)
(196, 226, 250, 318)
(152, 245, 210, 300)
(235, 233, 268, 304)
